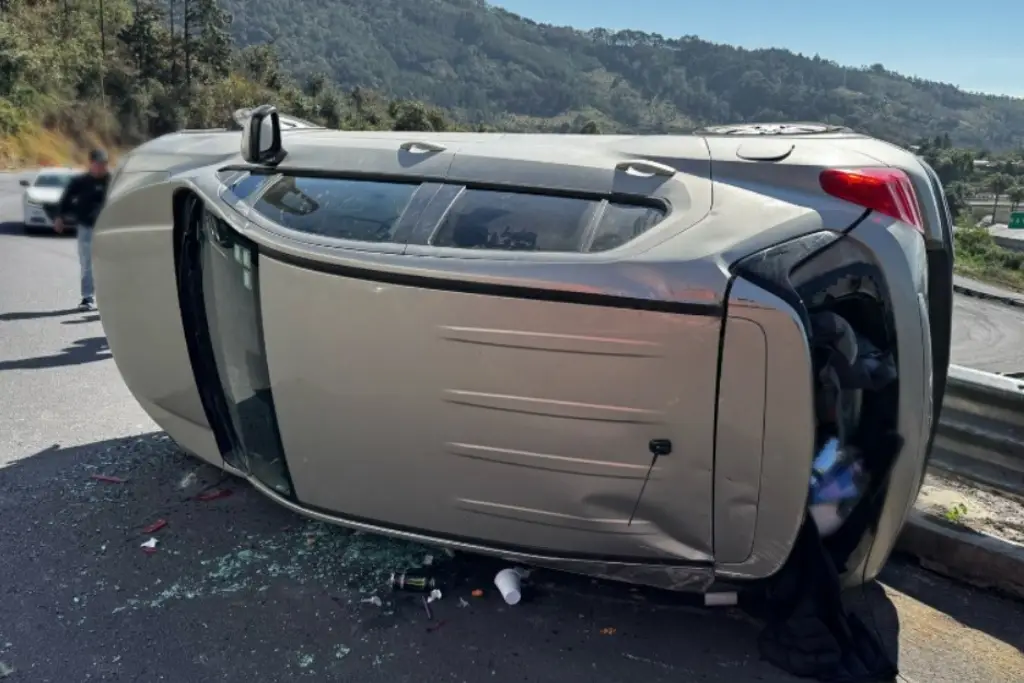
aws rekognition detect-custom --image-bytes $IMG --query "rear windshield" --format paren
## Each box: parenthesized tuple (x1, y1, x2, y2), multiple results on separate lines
(34, 173, 72, 188)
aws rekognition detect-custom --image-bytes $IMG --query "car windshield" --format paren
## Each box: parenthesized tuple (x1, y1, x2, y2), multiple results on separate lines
(33, 173, 72, 188)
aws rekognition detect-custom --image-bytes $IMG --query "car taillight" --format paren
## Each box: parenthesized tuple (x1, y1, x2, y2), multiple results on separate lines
(820, 168, 924, 233)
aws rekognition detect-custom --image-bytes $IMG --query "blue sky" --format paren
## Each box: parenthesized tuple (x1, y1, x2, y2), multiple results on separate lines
(494, 0, 1024, 98)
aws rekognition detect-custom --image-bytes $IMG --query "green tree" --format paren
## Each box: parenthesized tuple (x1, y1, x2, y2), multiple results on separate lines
(184, 0, 232, 82)
(989, 173, 1013, 220)
(0, 0, 463, 158)
(944, 181, 971, 220)
(579, 120, 600, 134)
(1009, 185, 1024, 213)
(212, 0, 1024, 149)
(118, 0, 169, 82)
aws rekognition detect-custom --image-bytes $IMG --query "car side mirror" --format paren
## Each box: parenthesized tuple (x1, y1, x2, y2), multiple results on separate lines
(19, 179, 29, 187)
(240, 104, 285, 166)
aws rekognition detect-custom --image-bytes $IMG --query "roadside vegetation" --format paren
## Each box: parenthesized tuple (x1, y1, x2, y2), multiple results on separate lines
(222, 0, 1024, 148)
(954, 222, 1024, 291)
(0, 0, 457, 168)
(5, 0, 1024, 293)
(915, 136, 1024, 292)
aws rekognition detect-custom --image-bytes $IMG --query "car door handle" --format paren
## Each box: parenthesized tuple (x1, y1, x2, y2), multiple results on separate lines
(615, 159, 676, 178)
(400, 141, 447, 153)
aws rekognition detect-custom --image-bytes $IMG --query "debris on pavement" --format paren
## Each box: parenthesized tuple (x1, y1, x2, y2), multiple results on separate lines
(361, 596, 383, 607)
(458, 597, 470, 608)
(494, 567, 523, 605)
(421, 595, 433, 620)
(90, 474, 127, 484)
(427, 588, 442, 603)
(140, 538, 159, 553)
(599, 627, 617, 636)
(471, 589, 484, 598)
(111, 520, 451, 614)
(0, 661, 13, 678)
(178, 471, 198, 489)
(389, 571, 436, 592)
(423, 553, 434, 566)
(807, 437, 868, 537)
(195, 488, 232, 502)
(142, 519, 168, 534)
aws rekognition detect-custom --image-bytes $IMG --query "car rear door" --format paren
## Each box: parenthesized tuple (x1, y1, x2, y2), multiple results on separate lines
(239, 134, 722, 563)
(350, 136, 718, 561)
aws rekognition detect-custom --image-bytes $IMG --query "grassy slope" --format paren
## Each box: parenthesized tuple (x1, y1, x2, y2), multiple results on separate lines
(954, 225, 1024, 292)
(0, 125, 123, 171)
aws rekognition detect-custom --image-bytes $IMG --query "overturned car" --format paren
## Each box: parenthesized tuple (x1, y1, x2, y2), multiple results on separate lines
(94, 110, 953, 597)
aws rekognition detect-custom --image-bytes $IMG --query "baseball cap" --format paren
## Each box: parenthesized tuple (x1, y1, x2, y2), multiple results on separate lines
(89, 149, 109, 164)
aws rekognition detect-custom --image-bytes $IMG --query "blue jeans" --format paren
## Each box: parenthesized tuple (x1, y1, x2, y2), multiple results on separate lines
(77, 227, 95, 300)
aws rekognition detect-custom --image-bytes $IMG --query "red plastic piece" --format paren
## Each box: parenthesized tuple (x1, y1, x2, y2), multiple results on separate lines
(195, 489, 232, 502)
(142, 519, 168, 534)
(90, 474, 127, 484)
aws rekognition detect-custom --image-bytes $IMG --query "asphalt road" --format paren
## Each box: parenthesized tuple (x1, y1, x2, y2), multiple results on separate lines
(2, 172, 1024, 682)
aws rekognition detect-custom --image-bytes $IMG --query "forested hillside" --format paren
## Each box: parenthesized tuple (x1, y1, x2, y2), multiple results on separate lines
(0, 0, 455, 166)
(222, 0, 1024, 150)
(5, 0, 1024, 166)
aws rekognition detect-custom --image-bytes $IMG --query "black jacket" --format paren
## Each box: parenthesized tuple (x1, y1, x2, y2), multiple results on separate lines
(58, 172, 111, 228)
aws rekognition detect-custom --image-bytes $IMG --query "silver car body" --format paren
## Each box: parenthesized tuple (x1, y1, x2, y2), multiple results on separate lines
(21, 167, 78, 230)
(93, 121, 954, 592)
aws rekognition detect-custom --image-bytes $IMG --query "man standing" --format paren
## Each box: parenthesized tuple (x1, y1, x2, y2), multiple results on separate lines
(54, 149, 111, 312)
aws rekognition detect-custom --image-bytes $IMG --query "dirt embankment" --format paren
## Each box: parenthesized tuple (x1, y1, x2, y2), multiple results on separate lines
(0, 125, 122, 170)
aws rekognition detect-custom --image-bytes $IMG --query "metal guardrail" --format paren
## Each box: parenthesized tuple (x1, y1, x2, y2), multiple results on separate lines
(932, 365, 1024, 497)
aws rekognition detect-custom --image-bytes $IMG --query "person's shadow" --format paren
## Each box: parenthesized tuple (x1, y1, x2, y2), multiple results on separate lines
(0, 336, 111, 371)
(62, 314, 101, 325)
(0, 308, 82, 322)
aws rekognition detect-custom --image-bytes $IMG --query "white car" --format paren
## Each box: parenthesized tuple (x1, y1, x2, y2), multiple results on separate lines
(19, 167, 79, 233)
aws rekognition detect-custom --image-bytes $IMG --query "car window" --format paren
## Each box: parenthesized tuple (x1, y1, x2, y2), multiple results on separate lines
(429, 188, 665, 253)
(430, 189, 598, 252)
(224, 172, 270, 201)
(252, 176, 418, 243)
(586, 203, 666, 253)
(34, 173, 72, 188)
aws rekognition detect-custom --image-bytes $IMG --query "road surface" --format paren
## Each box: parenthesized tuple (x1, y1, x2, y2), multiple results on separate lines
(1, 172, 1023, 682)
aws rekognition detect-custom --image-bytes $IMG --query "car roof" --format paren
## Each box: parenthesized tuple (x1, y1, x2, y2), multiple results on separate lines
(35, 167, 78, 176)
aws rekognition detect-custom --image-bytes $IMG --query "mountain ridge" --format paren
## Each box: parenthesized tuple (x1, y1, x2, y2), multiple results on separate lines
(220, 0, 1024, 149)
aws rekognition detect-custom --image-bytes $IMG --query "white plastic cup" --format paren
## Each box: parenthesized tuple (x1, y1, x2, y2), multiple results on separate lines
(494, 568, 522, 605)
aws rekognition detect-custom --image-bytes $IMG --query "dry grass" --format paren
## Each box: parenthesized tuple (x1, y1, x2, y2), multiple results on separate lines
(0, 124, 122, 170)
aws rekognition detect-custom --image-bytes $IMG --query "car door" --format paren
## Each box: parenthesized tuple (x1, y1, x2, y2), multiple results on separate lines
(180, 135, 455, 495)
(252, 136, 720, 562)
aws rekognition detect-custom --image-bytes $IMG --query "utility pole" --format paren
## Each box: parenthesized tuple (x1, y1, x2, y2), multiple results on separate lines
(169, 0, 176, 85)
(99, 0, 108, 137)
(183, 0, 191, 90)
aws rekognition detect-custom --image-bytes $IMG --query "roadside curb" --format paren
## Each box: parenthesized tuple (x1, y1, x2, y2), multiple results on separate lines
(953, 281, 1024, 309)
(895, 509, 1024, 600)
